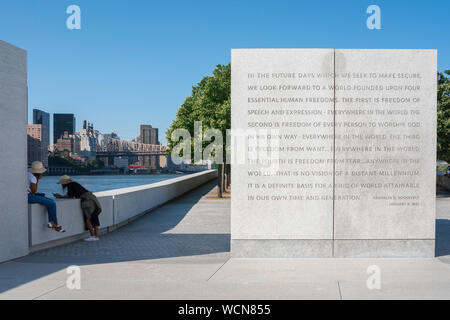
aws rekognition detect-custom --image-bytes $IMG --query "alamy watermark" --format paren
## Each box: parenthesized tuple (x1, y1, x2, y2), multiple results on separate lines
(170, 121, 281, 171)
(366, 5, 381, 30)
(366, 265, 381, 290)
(66, 5, 81, 30)
(66, 265, 81, 290)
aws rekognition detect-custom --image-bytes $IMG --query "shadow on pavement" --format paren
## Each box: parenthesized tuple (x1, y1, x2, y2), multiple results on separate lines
(437, 186, 450, 198)
(436, 219, 450, 257)
(0, 180, 230, 294)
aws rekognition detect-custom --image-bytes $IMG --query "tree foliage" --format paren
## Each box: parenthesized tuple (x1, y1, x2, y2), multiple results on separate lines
(48, 152, 77, 167)
(166, 64, 231, 162)
(87, 158, 104, 169)
(437, 70, 450, 161)
(49, 152, 104, 170)
(166, 65, 450, 167)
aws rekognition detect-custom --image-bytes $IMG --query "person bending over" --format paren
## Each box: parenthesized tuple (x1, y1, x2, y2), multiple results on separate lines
(27, 161, 65, 233)
(54, 176, 102, 242)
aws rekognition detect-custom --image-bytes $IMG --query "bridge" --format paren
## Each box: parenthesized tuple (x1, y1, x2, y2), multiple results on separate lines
(96, 150, 168, 157)
(96, 139, 168, 164)
(98, 137, 167, 157)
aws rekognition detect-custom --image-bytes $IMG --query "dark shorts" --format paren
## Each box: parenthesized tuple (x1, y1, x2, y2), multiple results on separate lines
(85, 213, 100, 228)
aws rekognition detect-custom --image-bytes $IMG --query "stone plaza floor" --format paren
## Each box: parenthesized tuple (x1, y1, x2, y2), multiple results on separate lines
(0, 181, 449, 300)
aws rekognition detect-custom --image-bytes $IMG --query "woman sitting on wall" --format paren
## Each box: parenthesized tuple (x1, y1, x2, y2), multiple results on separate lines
(54, 176, 102, 242)
(28, 161, 66, 233)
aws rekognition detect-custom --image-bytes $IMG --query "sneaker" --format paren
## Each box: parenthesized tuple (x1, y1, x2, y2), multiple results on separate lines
(94, 237, 100, 241)
(84, 236, 97, 242)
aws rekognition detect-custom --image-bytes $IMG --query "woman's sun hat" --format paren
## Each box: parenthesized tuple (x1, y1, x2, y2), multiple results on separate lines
(29, 161, 47, 174)
(57, 175, 72, 185)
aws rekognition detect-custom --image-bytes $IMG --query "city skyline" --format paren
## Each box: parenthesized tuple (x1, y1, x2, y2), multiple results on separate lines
(27, 105, 163, 170)
(31, 107, 159, 147)
(1, 0, 449, 144)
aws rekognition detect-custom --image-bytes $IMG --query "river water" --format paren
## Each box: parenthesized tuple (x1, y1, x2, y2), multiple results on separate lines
(36, 174, 186, 199)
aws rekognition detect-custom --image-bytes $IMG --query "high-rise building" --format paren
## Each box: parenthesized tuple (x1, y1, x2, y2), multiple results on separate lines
(139, 124, 160, 169)
(55, 131, 74, 153)
(78, 121, 97, 159)
(53, 113, 76, 144)
(32, 109, 50, 167)
(33, 109, 50, 145)
(27, 124, 48, 168)
(140, 125, 159, 145)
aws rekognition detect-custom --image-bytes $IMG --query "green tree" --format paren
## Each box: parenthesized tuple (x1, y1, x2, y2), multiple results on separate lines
(166, 64, 231, 196)
(87, 158, 104, 169)
(48, 152, 77, 167)
(437, 70, 450, 161)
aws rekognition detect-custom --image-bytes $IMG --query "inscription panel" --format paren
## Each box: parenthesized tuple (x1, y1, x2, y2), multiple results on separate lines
(231, 49, 436, 257)
(334, 49, 436, 240)
(231, 49, 335, 239)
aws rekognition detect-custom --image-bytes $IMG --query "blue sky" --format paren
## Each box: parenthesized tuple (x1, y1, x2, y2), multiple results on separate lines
(1, 0, 449, 144)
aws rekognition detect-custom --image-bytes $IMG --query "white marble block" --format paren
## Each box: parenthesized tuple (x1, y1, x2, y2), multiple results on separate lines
(333, 50, 436, 257)
(0, 41, 28, 262)
(231, 49, 335, 257)
(231, 49, 436, 258)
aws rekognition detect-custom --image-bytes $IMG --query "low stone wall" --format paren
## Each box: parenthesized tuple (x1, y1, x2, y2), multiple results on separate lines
(28, 170, 217, 250)
(98, 170, 218, 224)
(28, 196, 114, 248)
